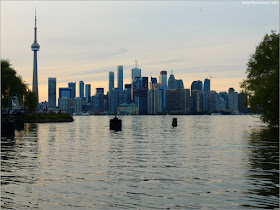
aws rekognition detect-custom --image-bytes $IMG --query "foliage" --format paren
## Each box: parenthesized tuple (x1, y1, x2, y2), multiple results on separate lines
(241, 31, 279, 127)
(24, 90, 38, 114)
(23, 114, 73, 120)
(1, 59, 38, 112)
(1, 59, 27, 108)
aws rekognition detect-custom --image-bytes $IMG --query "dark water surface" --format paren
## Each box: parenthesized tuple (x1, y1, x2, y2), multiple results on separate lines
(1, 115, 279, 209)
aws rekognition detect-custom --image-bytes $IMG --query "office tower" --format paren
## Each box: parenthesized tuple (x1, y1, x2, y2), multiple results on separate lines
(58, 97, 69, 113)
(74, 97, 82, 114)
(192, 89, 203, 112)
(132, 67, 141, 82)
(108, 88, 120, 114)
(149, 77, 158, 89)
(117, 65, 123, 91)
(218, 96, 226, 110)
(159, 71, 167, 87)
(219, 92, 228, 109)
(191, 80, 203, 94)
(31, 11, 40, 105)
(176, 80, 184, 89)
(48, 78, 56, 108)
(122, 85, 132, 104)
(85, 84, 91, 104)
(228, 88, 238, 112)
(204, 79, 210, 93)
(185, 89, 191, 113)
(147, 88, 163, 114)
(79, 81, 84, 98)
(134, 89, 148, 114)
(142, 77, 148, 89)
(109, 71, 114, 91)
(238, 93, 249, 113)
(68, 82, 76, 98)
(204, 78, 210, 111)
(208, 90, 218, 112)
(59, 88, 72, 99)
(166, 89, 187, 114)
(92, 88, 104, 113)
(168, 73, 177, 89)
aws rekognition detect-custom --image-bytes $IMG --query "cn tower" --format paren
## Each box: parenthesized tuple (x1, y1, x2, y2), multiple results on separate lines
(31, 10, 40, 105)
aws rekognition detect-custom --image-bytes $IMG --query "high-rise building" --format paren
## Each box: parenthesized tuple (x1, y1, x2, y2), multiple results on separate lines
(168, 73, 177, 89)
(31, 11, 40, 105)
(191, 80, 203, 94)
(204, 79, 210, 93)
(85, 84, 91, 104)
(132, 67, 141, 82)
(117, 65, 123, 91)
(68, 82, 76, 98)
(79, 81, 84, 98)
(192, 89, 203, 112)
(109, 71, 114, 91)
(74, 97, 82, 114)
(219, 92, 228, 109)
(147, 88, 163, 114)
(59, 97, 69, 113)
(204, 78, 210, 111)
(166, 89, 187, 114)
(134, 89, 148, 114)
(159, 71, 167, 87)
(108, 88, 120, 114)
(176, 80, 184, 89)
(48, 78, 56, 108)
(228, 88, 238, 112)
(238, 93, 249, 113)
(59, 88, 71, 99)
(208, 90, 218, 112)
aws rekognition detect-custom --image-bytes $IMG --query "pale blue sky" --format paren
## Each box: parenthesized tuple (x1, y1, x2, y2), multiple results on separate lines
(1, 1, 279, 102)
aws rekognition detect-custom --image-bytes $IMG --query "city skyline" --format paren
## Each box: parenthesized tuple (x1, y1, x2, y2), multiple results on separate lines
(1, 1, 279, 102)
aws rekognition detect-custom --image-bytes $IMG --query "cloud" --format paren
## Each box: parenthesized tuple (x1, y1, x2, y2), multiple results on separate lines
(144, 58, 184, 65)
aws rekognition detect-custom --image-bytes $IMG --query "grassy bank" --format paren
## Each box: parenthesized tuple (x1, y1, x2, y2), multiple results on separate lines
(23, 113, 74, 123)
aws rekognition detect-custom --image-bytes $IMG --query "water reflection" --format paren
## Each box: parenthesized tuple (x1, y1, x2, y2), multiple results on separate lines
(244, 128, 279, 209)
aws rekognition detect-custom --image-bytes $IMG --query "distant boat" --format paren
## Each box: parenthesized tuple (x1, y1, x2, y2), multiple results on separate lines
(211, 113, 222, 115)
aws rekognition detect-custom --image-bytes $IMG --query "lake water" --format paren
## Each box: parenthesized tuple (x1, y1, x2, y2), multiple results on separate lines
(1, 115, 279, 209)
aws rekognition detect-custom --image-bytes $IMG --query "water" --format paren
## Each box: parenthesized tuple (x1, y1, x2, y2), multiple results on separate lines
(1, 115, 279, 209)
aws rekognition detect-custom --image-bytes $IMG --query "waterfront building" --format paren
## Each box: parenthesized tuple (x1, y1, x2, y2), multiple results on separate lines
(208, 90, 218, 112)
(134, 89, 148, 114)
(59, 87, 71, 104)
(108, 88, 120, 114)
(228, 88, 239, 113)
(166, 89, 187, 114)
(204, 79, 210, 111)
(79, 81, 84, 98)
(48, 77, 56, 108)
(147, 88, 163, 114)
(92, 88, 104, 113)
(185, 89, 191, 113)
(74, 97, 82, 114)
(109, 71, 114, 91)
(31, 11, 40, 106)
(117, 65, 123, 91)
(58, 97, 69, 113)
(121, 88, 132, 104)
(218, 96, 227, 111)
(68, 82, 76, 98)
(85, 84, 91, 104)
(219, 92, 228, 109)
(192, 89, 204, 112)
(238, 93, 249, 113)
(117, 104, 139, 115)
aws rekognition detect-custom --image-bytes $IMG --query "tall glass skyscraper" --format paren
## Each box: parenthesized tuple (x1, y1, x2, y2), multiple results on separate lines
(109, 72, 114, 91)
(204, 79, 210, 93)
(117, 65, 123, 91)
(79, 81, 84, 98)
(132, 67, 141, 82)
(48, 77, 56, 108)
(159, 71, 167, 87)
(68, 82, 76, 98)
(85, 84, 91, 104)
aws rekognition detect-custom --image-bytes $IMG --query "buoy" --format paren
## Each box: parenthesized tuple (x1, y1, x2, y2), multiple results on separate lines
(172, 118, 177, 127)
(110, 116, 122, 131)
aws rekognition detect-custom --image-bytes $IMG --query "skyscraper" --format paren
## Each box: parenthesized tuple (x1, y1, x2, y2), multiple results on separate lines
(48, 77, 56, 108)
(79, 81, 84, 98)
(68, 82, 76, 98)
(117, 65, 123, 91)
(109, 71, 114, 91)
(31, 10, 40, 105)
(132, 67, 141, 82)
(228, 88, 238, 112)
(159, 71, 167, 87)
(85, 84, 91, 104)
(204, 78, 210, 111)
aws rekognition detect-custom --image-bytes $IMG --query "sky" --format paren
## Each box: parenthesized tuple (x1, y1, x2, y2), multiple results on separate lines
(1, 1, 279, 102)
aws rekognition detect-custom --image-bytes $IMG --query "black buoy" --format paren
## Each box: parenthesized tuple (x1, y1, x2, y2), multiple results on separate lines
(110, 116, 122, 131)
(172, 118, 177, 127)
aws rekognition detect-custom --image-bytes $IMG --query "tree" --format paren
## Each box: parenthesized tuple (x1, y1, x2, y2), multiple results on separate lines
(24, 90, 38, 114)
(1, 59, 38, 112)
(241, 31, 279, 127)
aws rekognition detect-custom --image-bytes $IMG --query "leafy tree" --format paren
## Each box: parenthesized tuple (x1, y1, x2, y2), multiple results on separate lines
(24, 90, 38, 114)
(1, 59, 37, 112)
(241, 31, 279, 127)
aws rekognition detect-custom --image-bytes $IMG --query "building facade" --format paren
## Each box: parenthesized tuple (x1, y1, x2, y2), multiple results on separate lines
(79, 81, 84, 98)
(48, 77, 56, 108)
(117, 65, 123, 91)
(109, 71, 114, 91)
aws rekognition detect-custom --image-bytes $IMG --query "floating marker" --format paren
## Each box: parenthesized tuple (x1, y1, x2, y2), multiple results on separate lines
(172, 118, 177, 127)
(110, 116, 122, 131)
